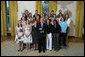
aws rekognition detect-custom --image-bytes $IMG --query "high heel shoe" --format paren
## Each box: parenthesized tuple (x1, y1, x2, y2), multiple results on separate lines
(18, 49, 21, 51)
(21, 49, 23, 52)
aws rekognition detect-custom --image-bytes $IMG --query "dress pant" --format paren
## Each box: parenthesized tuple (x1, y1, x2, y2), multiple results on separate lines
(38, 33, 46, 52)
(46, 33, 52, 50)
(54, 33, 60, 50)
(60, 33, 67, 46)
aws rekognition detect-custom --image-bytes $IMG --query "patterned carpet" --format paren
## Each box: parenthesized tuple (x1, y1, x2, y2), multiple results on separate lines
(1, 40, 84, 56)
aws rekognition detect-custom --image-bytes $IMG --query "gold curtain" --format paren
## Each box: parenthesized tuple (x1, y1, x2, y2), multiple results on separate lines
(9, 1, 18, 36)
(1, 1, 7, 36)
(49, 1, 57, 14)
(75, 1, 84, 37)
(36, 1, 42, 16)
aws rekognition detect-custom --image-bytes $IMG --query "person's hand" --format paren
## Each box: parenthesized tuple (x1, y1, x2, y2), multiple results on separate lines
(27, 35, 29, 38)
(25, 34, 29, 38)
(24, 34, 27, 37)
(19, 34, 23, 38)
(25, 34, 28, 38)
(39, 28, 42, 30)
(52, 35, 53, 38)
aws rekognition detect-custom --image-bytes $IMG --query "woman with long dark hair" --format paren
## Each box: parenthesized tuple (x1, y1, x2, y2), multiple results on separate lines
(32, 20, 38, 50)
(21, 16, 26, 27)
(15, 20, 24, 52)
(46, 19, 53, 51)
(53, 20, 61, 51)
(65, 14, 71, 36)
(59, 18, 67, 48)
(23, 20, 32, 51)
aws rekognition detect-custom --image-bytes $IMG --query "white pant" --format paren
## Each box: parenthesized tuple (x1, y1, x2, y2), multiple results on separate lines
(46, 33, 52, 50)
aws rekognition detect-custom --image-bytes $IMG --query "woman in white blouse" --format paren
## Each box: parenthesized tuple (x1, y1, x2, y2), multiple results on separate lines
(65, 14, 71, 36)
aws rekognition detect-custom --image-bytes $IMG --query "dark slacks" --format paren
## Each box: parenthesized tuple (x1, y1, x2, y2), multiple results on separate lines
(38, 33, 46, 52)
(60, 33, 67, 46)
(54, 33, 60, 50)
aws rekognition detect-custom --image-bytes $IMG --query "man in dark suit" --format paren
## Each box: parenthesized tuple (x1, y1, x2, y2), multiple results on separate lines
(56, 9, 63, 18)
(37, 18, 47, 53)
(25, 10, 29, 20)
(33, 10, 41, 20)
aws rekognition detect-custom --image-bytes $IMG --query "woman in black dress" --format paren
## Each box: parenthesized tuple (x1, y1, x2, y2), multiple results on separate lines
(32, 20, 38, 50)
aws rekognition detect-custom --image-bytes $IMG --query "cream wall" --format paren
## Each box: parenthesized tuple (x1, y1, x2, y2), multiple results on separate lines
(18, 1, 76, 36)
(56, 1, 76, 36)
(18, 1, 36, 20)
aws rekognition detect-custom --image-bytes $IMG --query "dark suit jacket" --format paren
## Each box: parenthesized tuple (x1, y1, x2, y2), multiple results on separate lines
(46, 24, 53, 34)
(56, 13, 63, 18)
(37, 23, 47, 35)
(33, 14, 41, 20)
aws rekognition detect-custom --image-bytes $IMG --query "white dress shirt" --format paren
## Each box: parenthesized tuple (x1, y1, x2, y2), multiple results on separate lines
(66, 18, 71, 27)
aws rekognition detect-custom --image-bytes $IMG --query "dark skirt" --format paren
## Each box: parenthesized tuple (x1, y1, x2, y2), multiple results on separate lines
(32, 31, 38, 44)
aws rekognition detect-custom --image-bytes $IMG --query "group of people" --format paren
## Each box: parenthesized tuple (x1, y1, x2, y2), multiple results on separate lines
(15, 9, 71, 53)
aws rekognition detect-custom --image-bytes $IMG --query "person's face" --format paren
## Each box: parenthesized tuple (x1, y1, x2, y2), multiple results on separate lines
(48, 14, 51, 17)
(25, 10, 28, 14)
(22, 13, 25, 17)
(40, 18, 43, 23)
(46, 16, 48, 19)
(30, 13, 32, 16)
(31, 18, 33, 22)
(33, 17, 35, 20)
(35, 14, 37, 17)
(61, 18, 64, 22)
(24, 14, 26, 17)
(66, 15, 68, 18)
(54, 15, 56, 18)
(59, 10, 62, 13)
(59, 13, 62, 17)
(22, 17, 25, 21)
(35, 11, 38, 14)
(26, 20, 29, 24)
(44, 11, 46, 13)
(54, 21, 56, 24)
(52, 11, 54, 14)
(29, 13, 32, 17)
(18, 20, 21, 26)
